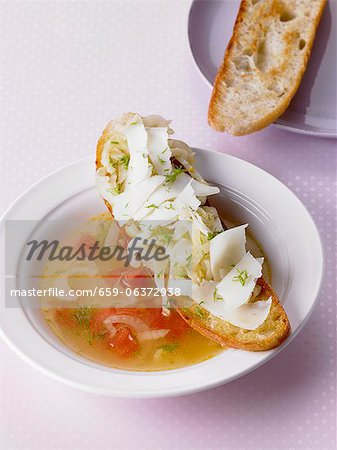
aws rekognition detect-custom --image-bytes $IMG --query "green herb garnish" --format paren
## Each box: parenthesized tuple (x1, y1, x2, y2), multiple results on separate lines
(232, 269, 250, 286)
(164, 203, 175, 210)
(119, 154, 130, 169)
(72, 306, 93, 329)
(157, 156, 166, 165)
(165, 167, 186, 184)
(111, 141, 119, 144)
(158, 343, 179, 353)
(109, 157, 119, 169)
(130, 121, 138, 125)
(213, 288, 223, 301)
(107, 185, 121, 195)
(145, 203, 159, 209)
(194, 306, 205, 319)
(72, 307, 107, 345)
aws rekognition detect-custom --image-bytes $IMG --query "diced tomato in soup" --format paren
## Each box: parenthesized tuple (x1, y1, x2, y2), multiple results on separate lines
(108, 325, 138, 357)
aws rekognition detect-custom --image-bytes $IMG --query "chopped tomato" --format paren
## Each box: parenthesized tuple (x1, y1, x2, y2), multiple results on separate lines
(54, 309, 76, 328)
(89, 308, 113, 334)
(167, 313, 190, 339)
(147, 309, 189, 339)
(108, 325, 138, 357)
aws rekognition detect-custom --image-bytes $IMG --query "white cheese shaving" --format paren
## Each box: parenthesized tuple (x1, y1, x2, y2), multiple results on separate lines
(146, 127, 172, 175)
(133, 173, 191, 220)
(200, 292, 272, 330)
(112, 175, 165, 220)
(216, 252, 263, 309)
(190, 179, 220, 197)
(210, 224, 248, 281)
(124, 122, 151, 189)
(143, 181, 200, 222)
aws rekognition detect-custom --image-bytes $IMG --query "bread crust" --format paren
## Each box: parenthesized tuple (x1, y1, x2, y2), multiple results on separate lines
(208, 0, 327, 135)
(96, 122, 115, 217)
(176, 278, 290, 351)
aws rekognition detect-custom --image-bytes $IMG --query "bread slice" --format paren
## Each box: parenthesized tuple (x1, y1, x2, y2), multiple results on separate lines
(208, 0, 327, 135)
(176, 278, 290, 351)
(96, 116, 290, 351)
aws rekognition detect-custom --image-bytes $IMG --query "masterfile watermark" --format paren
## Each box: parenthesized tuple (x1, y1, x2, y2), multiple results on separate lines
(4, 218, 193, 308)
(25, 236, 169, 266)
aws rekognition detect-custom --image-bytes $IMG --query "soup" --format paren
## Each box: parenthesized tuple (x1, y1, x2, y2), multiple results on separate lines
(40, 213, 268, 371)
(43, 306, 223, 371)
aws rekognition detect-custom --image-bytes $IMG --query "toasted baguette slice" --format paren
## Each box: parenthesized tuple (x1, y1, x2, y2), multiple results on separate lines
(208, 0, 327, 135)
(96, 116, 290, 351)
(176, 278, 290, 351)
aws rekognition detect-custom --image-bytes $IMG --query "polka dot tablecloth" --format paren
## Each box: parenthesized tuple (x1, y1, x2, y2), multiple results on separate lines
(0, 1, 336, 449)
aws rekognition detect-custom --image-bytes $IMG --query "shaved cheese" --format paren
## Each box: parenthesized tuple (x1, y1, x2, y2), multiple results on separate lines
(143, 182, 200, 222)
(191, 179, 220, 197)
(124, 122, 151, 189)
(201, 294, 272, 330)
(176, 182, 201, 211)
(191, 210, 211, 236)
(190, 278, 271, 330)
(167, 238, 192, 273)
(112, 176, 165, 220)
(201, 206, 224, 233)
(168, 220, 192, 240)
(169, 139, 204, 182)
(95, 113, 273, 330)
(142, 115, 172, 131)
(191, 280, 218, 303)
(167, 278, 193, 298)
(222, 298, 272, 330)
(146, 127, 172, 175)
(216, 252, 263, 309)
(133, 173, 191, 220)
(210, 224, 248, 281)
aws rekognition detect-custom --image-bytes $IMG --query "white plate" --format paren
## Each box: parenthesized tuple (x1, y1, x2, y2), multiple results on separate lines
(188, 0, 337, 138)
(0, 151, 323, 398)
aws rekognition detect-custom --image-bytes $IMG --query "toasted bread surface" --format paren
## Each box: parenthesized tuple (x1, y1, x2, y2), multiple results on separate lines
(176, 278, 290, 351)
(208, 0, 327, 135)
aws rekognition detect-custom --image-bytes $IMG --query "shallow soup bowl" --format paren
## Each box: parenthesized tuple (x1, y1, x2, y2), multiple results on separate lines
(0, 149, 323, 397)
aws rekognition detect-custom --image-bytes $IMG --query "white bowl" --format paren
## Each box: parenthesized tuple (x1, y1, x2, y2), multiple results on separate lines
(0, 150, 323, 397)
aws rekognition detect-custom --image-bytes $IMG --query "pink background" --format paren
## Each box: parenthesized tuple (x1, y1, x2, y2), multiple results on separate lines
(0, 1, 336, 449)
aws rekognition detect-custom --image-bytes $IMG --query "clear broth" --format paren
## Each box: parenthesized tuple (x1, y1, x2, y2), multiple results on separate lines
(41, 213, 269, 371)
